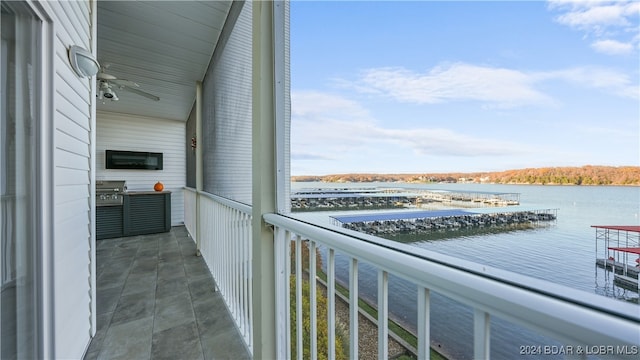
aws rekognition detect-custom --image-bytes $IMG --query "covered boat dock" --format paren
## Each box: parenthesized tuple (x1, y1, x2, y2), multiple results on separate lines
(332, 207, 558, 236)
(593, 225, 640, 291)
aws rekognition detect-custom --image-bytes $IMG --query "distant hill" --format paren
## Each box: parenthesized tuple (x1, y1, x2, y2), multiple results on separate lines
(292, 166, 640, 186)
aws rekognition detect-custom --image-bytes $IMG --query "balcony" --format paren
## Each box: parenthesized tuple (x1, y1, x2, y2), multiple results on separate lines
(83, 227, 250, 360)
(182, 188, 639, 359)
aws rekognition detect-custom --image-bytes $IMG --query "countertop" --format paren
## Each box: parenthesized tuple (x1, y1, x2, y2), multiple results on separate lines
(125, 190, 172, 195)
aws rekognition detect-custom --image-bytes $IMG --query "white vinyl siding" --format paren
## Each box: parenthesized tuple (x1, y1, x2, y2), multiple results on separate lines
(202, 1, 252, 205)
(96, 111, 186, 226)
(39, 0, 93, 358)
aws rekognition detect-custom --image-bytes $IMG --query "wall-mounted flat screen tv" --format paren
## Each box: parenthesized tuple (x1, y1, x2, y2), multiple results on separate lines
(105, 150, 163, 170)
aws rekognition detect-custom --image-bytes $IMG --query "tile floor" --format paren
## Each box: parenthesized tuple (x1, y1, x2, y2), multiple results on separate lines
(83, 226, 251, 360)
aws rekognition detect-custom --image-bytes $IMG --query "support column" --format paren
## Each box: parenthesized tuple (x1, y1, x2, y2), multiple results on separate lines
(251, 1, 277, 358)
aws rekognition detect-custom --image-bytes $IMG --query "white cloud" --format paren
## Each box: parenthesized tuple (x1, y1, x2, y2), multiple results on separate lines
(540, 66, 639, 99)
(352, 64, 553, 108)
(548, 0, 639, 55)
(591, 39, 634, 54)
(291, 91, 528, 165)
(553, 2, 631, 29)
(345, 63, 638, 106)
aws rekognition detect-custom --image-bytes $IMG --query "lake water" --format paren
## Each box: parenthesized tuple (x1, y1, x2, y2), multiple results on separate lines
(291, 182, 640, 359)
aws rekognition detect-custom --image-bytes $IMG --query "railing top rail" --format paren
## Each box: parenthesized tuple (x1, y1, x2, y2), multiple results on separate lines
(264, 213, 640, 347)
(184, 187, 252, 215)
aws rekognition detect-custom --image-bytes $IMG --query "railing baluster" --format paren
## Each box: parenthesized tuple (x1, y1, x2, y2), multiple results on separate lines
(309, 240, 318, 360)
(246, 213, 253, 352)
(349, 258, 359, 360)
(417, 287, 430, 360)
(232, 211, 237, 317)
(474, 309, 490, 360)
(295, 235, 303, 360)
(328, 248, 336, 360)
(234, 210, 240, 319)
(378, 270, 388, 360)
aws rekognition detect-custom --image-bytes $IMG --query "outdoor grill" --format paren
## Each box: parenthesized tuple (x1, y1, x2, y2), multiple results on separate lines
(96, 180, 127, 206)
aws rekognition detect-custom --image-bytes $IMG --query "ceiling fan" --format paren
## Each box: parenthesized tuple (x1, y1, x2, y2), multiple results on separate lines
(96, 66, 160, 102)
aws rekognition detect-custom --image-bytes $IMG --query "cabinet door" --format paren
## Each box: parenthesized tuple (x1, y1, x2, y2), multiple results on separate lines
(126, 194, 170, 235)
(96, 206, 124, 239)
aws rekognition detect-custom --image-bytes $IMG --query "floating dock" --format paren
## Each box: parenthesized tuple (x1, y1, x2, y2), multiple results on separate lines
(291, 187, 520, 211)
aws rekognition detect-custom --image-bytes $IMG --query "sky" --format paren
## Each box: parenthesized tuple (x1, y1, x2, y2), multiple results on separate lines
(289, 0, 640, 175)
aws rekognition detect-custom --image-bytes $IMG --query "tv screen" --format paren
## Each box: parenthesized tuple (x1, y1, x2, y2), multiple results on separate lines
(105, 150, 163, 170)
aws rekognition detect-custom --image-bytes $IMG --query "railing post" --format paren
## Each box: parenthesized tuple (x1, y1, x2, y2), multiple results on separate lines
(295, 235, 303, 360)
(417, 287, 431, 360)
(378, 270, 388, 360)
(309, 240, 318, 360)
(474, 309, 490, 360)
(349, 258, 359, 359)
(328, 249, 336, 359)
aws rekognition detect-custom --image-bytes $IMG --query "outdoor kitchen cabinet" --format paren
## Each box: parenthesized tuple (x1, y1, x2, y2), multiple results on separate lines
(96, 191, 171, 239)
(96, 206, 124, 239)
(123, 191, 171, 236)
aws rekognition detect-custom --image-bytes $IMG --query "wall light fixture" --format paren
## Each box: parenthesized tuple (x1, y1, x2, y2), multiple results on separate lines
(68, 45, 100, 78)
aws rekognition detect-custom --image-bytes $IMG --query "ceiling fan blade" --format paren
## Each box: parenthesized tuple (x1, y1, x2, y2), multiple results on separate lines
(111, 78, 139, 88)
(120, 85, 160, 101)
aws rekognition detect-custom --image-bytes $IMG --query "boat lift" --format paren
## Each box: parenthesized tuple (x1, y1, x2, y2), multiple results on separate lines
(593, 225, 640, 291)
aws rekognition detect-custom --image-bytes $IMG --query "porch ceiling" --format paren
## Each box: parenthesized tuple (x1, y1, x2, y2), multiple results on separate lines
(96, 1, 231, 121)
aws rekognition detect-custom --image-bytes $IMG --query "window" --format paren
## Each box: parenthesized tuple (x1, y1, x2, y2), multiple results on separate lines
(1, 2, 41, 358)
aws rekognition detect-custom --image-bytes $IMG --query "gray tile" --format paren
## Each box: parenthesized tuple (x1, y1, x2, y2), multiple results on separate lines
(97, 239, 121, 250)
(97, 270, 129, 291)
(151, 322, 203, 360)
(101, 256, 135, 271)
(97, 287, 121, 315)
(122, 272, 157, 296)
(98, 316, 153, 360)
(110, 247, 139, 260)
(113, 240, 141, 250)
(179, 242, 197, 256)
(153, 292, 195, 333)
(155, 276, 189, 300)
(136, 247, 158, 260)
(96, 248, 114, 259)
(193, 295, 229, 331)
(84, 327, 107, 358)
(110, 291, 156, 326)
(158, 250, 182, 263)
(93, 227, 250, 360)
(83, 349, 100, 360)
(97, 311, 113, 332)
(158, 262, 185, 280)
(184, 262, 211, 280)
(189, 277, 216, 304)
(129, 258, 157, 275)
(183, 254, 205, 266)
(200, 326, 251, 360)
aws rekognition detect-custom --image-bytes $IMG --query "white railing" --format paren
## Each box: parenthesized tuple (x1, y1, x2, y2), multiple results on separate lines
(264, 213, 640, 360)
(183, 188, 253, 354)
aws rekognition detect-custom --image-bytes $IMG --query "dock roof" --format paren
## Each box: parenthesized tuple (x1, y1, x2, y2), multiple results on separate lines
(591, 225, 640, 233)
(333, 209, 483, 223)
(608, 247, 640, 255)
(332, 206, 557, 224)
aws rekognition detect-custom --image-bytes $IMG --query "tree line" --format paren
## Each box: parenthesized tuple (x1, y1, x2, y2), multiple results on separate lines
(292, 166, 640, 186)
